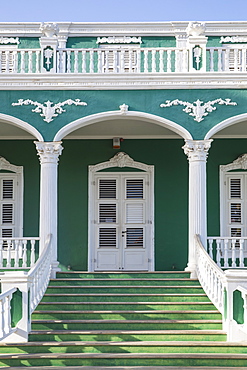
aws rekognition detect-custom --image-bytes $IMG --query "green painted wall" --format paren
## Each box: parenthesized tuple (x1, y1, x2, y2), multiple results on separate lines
(141, 37, 176, 47)
(207, 138, 247, 236)
(206, 36, 221, 47)
(58, 139, 188, 271)
(66, 37, 98, 49)
(1, 89, 246, 141)
(18, 37, 40, 49)
(233, 289, 244, 324)
(0, 141, 40, 237)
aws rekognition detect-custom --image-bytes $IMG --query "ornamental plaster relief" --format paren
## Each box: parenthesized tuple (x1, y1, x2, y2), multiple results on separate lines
(220, 154, 247, 172)
(160, 98, 237, 122)
(12, 99, 87, 123)
(96, 36, 142, 44)
(0, 37, 19, 45)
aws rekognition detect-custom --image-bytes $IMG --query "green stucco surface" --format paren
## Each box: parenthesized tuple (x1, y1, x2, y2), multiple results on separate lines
(66, 37, 98, 49)
(233, 289, 244, 325)
(2, 89, 246, 141)
(18, 37, 40, 49)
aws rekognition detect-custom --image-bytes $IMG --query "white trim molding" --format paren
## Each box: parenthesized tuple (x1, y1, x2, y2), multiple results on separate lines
(160, 98, 237, 123)
(0, 113, 43, 141)
(12, 99, 87, 123)
(54, 110, 193, 141)
(205, 113, 247, 140)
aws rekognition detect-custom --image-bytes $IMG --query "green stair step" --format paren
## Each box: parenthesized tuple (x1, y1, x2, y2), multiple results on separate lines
(29, 329, 227, 342)
(56, 272, 191, 279)
(37, 302, 215, 310)
(32, 310, 221, 320)
(1, 341, 246, 354)
(49, 278, 201, 286)
(42, 293, 210, 302)
(1, 352, 247, 367)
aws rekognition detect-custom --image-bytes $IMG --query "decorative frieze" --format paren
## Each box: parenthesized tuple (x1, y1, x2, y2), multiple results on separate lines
(96, 36, 142, 44)
(0, 37, 19, 45)
(220, 36, 247, 43)
(119, 104, 129, 114)
(220, 153, 247, 172)
(160, 98, 237, 122)
(12, 99, 87, 123)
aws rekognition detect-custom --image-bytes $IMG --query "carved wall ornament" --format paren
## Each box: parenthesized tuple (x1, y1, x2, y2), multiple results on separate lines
(12, 99, 87, 123)
(0, 156, 23, 173)
(0, 37, 19, 45)
(96, 36, 142, 44)
(220, 153, 247, 172)
(183, 140, 212, 161)
(160, 98, 237, 123)
(119, 104, 129, 114)
(186, 22, 206, 37)
(90, 152, 153, 173)
(220, 36, 247, 43)
(193, 46, 202, 70)
(40, 23, 59, 37)
(35, 141, 63, 164)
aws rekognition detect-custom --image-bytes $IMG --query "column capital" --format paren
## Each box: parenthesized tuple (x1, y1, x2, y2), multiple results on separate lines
(182, 139, 213, 162)
(34, 141, 63, 164)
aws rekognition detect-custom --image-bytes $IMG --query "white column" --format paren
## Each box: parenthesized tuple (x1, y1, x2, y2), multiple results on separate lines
(183, 139, 212, 277)
(35, 141, 63, 277)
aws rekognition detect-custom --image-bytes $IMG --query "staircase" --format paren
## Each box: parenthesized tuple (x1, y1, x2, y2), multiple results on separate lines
(1, 271, 247, 368)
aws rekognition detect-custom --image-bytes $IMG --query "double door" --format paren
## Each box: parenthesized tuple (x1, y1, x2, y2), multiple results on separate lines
(91, 172, 152, 271)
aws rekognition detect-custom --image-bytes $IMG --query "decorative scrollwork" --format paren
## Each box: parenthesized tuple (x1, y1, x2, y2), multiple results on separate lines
(12, 99, 87, 123)
(160, 98, 237, 122)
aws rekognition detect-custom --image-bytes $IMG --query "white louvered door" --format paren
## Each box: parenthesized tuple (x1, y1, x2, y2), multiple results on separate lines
(93, 173, 150, 271)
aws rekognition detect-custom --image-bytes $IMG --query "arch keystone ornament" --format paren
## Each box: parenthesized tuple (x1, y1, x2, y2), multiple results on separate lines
(12, 99, 87, 123)
(160, 98, 237, 122)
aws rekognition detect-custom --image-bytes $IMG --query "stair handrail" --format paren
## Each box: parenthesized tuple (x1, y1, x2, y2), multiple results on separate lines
(28, 234, 52, 313)
(195, 234, 225, 313)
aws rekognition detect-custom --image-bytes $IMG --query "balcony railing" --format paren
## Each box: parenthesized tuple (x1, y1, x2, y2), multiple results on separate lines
(1, 46, 247, 74)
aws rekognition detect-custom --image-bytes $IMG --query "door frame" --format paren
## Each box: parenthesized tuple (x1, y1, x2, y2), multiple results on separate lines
(88, 152, 154, 272)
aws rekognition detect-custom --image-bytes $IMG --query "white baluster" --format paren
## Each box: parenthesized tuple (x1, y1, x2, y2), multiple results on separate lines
(36, 51, 40, 73)
(28, 51, 32, 73)
(5, 51, 10, 73)
(82, 50, 86, 73)
(167, 50, 172, 72)
(224, 239, 229, 268)
(22, 239, 27, 268)
(175, 49, 179, 72)
(5, 296, 11, 334)
(234, 49, 238, 71)
(225, 48, 230, 71)
(218, 49, 222, 72)
(97, 50, 102, 73)
(159, 50, 164, 73)
(208, 238, 213, 258)
(0, 51, 2, 73)
(113, 50, 118, 73)
(240, 239, 244, 267)
(14, 240, 19, 268)
(90, 50, 94, 73)
(0, 299, 4, 337)
(105, 50, 109, 73)
(216, 239, 221, 266)
(0, 240, 3, 268)
(129, 49, 133, 72)
(183, 49, 188, 72)
(67, 50, 71, 73)
(136, 49, 141, 73)
(242, 48, 246, 72)
(74, 50, 78, 73)
(119, 50, 124, 73)
(210, 49, 214, 71)
(231, 239, 236, 268)
(6, 240, 11, 268)
(13, 51, 18, 73)
(20, 50, 25, 73)
(31, 239, 36, 267)
(152, 49, 156, 72)
(144, 50, 148, 73)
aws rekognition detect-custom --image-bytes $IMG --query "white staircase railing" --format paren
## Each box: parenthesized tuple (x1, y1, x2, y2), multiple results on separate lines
(207, 237, 247, 268)
(0, 238, 40, 269)
(0, 234, 52, 343)
(195, 234, 247, 341)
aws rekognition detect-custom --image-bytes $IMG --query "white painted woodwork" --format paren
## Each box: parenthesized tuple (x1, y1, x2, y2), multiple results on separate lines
(183, 140, 212, 277)
(35, 142, 63, 277)
(0, 237, 39, 269)
(88, 153, 154, 272)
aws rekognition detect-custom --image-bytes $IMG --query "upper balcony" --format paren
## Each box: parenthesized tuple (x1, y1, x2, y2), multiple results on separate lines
(1, 21, 247, 89)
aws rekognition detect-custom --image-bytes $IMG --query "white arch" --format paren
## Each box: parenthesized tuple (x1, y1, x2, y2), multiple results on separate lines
(53, 110, 193, 141)
(204, 113, 247, 140)
(0, 113, 43, 141)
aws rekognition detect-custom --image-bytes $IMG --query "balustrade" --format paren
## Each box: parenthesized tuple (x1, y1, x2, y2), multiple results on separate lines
(207, 237, 247, 268)
(0, 238, 39, 269)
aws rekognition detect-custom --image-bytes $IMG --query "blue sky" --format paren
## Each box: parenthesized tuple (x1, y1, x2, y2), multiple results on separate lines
(0, 0, 246, 22)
